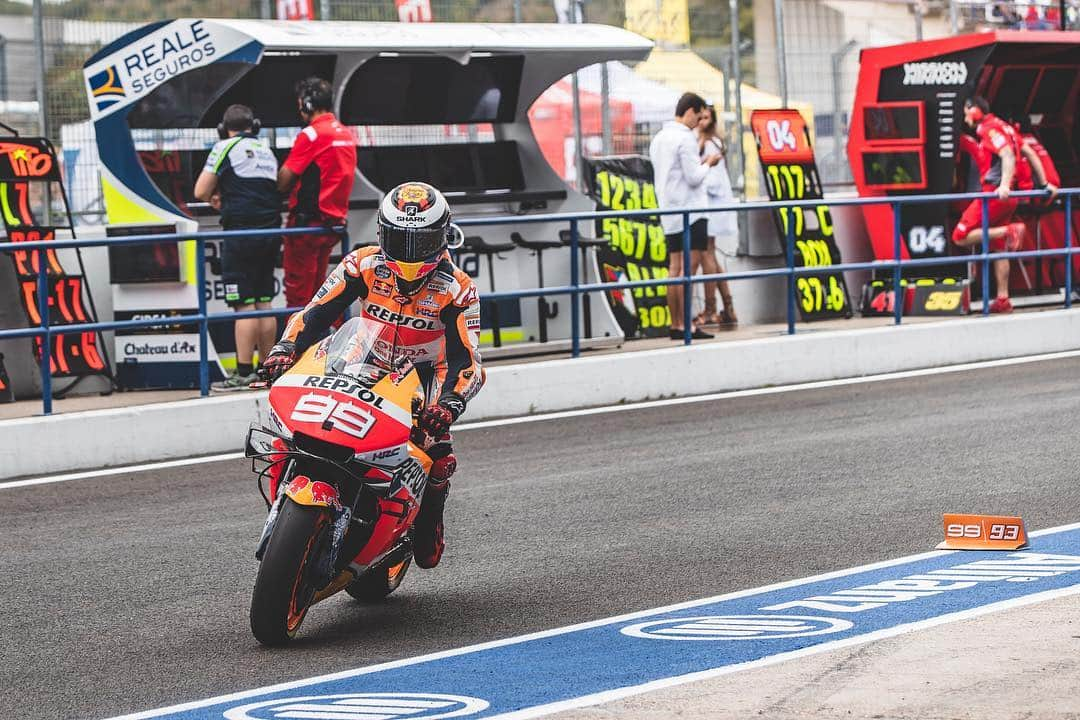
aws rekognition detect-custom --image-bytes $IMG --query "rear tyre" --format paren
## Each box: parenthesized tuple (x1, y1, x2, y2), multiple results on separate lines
(346, 556, 412, 603)
(250, 500, 329, 646)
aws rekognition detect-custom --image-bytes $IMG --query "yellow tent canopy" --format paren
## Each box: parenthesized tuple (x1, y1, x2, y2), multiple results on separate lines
(632, 48, 816, 198)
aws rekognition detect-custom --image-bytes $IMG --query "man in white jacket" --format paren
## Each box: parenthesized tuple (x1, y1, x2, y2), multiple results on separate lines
(649, 92, 722, 340)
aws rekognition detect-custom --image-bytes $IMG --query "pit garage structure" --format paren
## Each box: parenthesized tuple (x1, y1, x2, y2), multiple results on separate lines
(82, 20, 652, 387)
(848, 31, 1080, 305)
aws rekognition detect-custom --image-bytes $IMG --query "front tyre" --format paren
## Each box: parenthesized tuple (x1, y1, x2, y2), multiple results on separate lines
(250, 500, 329, 646)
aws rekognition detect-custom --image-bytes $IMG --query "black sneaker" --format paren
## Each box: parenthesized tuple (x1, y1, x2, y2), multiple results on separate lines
(412, 481, 448, 569)
(691, 328, 714, 339)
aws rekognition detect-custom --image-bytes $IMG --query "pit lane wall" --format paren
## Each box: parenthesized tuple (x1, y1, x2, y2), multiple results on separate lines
(4, 309, 1080, 479)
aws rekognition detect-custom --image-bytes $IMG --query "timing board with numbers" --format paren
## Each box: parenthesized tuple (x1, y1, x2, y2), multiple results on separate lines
(0, 136, 111, 391)
(584, 156, 672, 338)
(750, 109, 852, 321)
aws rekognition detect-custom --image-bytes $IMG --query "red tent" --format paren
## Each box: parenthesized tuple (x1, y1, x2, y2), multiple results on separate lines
(528, 79, 635, 181)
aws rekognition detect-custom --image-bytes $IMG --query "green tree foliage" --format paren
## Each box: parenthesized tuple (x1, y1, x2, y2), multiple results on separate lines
(46, 44, 103, 130)
(0, 0, 30, 15)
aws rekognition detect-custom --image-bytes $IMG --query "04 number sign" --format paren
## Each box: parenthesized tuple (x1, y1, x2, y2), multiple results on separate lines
(752, 109, 851, 321)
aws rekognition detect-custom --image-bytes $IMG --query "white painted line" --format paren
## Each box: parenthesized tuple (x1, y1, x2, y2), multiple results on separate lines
(484, 584, 1080, 720)
(454, 348, 1080, 431)
(7, 347, 1080, 492)
(0, 452, 245, 490)
(103, 521, 1080, 720)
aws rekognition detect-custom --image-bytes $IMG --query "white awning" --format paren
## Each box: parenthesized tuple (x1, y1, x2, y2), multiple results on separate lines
(574, 61, 681, 124)
(204, 19, 653, 56)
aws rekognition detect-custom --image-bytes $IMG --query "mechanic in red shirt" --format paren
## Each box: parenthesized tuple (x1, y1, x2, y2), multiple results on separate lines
(277, 77, 358, 308)
(998, 108, 1060, 199)
(951, 96, 1040, 313)
(1008, 112, 1061, 191)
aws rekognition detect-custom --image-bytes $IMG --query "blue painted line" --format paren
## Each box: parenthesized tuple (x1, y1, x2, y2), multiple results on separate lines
(113, 524, 1080, 720)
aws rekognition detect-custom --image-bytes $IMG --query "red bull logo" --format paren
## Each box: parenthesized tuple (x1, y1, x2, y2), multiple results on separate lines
(284, 476, 341, 510)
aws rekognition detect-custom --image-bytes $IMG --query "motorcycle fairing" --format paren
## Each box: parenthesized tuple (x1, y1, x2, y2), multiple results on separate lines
(269, 316, 424, 453)
(270, 373, 414, 452)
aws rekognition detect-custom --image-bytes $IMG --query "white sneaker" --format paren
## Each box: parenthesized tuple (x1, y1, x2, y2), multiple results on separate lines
(212, 371, 258, 392)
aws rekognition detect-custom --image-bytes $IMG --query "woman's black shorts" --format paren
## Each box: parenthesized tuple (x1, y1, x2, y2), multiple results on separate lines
(664, 218, 708, 252)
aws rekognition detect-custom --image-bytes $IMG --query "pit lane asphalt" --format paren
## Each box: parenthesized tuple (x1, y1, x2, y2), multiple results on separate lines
(2, 357, 1079, 720)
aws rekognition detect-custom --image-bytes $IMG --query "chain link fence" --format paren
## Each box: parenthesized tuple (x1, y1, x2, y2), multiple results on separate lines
(2, 0, 1062, 222)
(0, 0, 747, 224)
(769, 0, 1080, 188)
(761, 0, 940, 187)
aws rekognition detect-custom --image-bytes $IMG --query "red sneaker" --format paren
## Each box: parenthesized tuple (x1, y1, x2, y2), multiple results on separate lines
(1004, 223, 1026, 252)
(989, 297, 1014, 314)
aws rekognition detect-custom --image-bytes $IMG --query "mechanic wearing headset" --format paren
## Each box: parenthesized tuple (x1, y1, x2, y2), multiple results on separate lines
(194, 104, 282, 390)
(277, 77, 358, 311)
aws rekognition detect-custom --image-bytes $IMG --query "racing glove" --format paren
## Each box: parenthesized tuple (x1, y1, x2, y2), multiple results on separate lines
(418, 395, 465, 437)
(259, 341, 297, 382)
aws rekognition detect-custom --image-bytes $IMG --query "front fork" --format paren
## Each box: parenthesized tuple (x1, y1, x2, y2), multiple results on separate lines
(266, 456, 291, 504)
(256, 474, 352, 590)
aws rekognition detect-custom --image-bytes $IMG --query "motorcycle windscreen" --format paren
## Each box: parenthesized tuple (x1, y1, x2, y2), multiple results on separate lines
(269, 316, 422, 452)
(320, 315, 424, 421)
(323, 315, 409, 384)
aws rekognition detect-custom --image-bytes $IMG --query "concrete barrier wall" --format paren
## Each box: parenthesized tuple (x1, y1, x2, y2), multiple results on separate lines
(4, 309, 1079, 479)
(465, 309, 1080, 418)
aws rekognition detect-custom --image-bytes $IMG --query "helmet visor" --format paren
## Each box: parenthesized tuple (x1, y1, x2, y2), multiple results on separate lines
(379, 222, 447, 264)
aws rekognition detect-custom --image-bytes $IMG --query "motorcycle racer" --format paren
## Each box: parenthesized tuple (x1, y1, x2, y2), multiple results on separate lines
(261, 181, 484, 569)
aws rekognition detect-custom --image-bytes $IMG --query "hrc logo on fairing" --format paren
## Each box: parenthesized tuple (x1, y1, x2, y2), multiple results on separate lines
(88, 65, 126, 111)
(223, 692, 490, 720)
(620, 614, 852, 640)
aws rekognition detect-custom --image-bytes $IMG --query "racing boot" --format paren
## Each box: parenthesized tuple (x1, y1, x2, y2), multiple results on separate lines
(412, 437, 456, 569)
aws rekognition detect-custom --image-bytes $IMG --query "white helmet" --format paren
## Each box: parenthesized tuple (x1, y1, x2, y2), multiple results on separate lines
(377, 181, 451, 285)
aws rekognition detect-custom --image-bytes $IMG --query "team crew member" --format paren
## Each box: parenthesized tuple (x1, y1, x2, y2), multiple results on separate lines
(952, 96, 1030, 314)
(277, 77, 357, 309)
(998, 108, 1060, 200)
(1006, 110, 1061, 192)
(649, 92, 722, 340)
(1020, 127, 1061, 189)
(261, 182, 484, 570)
(194, 104, 282, 390)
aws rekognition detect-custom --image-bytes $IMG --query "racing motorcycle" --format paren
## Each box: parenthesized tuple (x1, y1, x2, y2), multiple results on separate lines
(245, 315, 435, 646)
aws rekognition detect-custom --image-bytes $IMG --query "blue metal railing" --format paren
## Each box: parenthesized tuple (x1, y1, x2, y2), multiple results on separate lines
(2, 225, 349, 415)
(459, 186, 1075, 340)
(1, 187, 1075, 415)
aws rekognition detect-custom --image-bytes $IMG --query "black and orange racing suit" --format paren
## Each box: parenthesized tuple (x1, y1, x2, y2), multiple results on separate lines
(281, 245, 484, 412)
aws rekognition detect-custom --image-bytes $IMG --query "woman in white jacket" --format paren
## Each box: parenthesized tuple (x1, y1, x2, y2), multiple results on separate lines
(696, 106, 738, 325)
